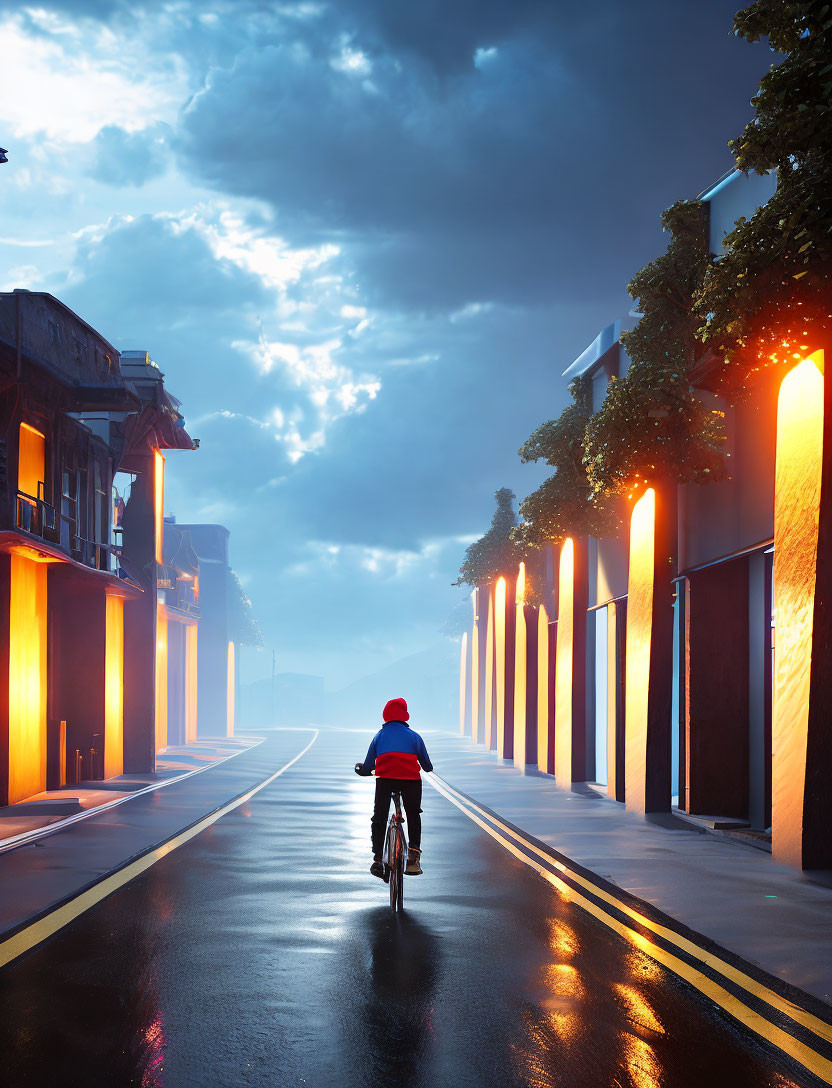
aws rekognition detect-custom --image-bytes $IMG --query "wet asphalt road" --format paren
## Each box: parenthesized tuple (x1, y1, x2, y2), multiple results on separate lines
(0, 728, 813, 1088)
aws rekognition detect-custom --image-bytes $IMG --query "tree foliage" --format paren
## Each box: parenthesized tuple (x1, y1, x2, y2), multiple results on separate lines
(227, 570, 264, 648)
(697, 0, 832, 384)
(584, 200, 727, 498)
(455, 487, 522, 588)
(514, 377, 618, 547)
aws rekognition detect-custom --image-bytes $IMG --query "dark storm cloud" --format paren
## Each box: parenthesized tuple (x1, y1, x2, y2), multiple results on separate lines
(279, 303, 578, 550)
(177, 0, 771, 310)
(3, 0, 777, 683)
(64, 214, 271, 328)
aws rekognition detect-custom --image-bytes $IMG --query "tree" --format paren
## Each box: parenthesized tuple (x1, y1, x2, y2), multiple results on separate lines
(455, 487, 521, 588)
(697, 0, 832, 384)
(227, 570, 264, 648)
(584, 200, 727, 499)
(514, 376, 618, 547)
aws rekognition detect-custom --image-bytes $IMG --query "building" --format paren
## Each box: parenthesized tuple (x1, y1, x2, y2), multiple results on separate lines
(176, 524, 236, 738)
(160, 518, 200, 747)
(461, 168, 832, 870)
(0, 291, 196, 806)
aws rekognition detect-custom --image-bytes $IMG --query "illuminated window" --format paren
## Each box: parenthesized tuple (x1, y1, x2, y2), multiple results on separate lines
(154, 450, 165, 565)
(459, 631, 468, 737)
(155, 604, 168, 753)
(772, 352, 824, 867)
(514, 563, 527, 768)
(470, 589, 480, 744)
(495, 577, 507, 754)
(227, 641, 235, 736)
(555, 539, 575, 787)
(18, 423, 45, 500)
(625, 489, 656, 813)
(8, 554, 47, 803)
(104, 594, 124, 779)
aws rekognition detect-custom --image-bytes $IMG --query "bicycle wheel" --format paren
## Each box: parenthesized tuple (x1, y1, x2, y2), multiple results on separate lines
(389, 829, 404, 912)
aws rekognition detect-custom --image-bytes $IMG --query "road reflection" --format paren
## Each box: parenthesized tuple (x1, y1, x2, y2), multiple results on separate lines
(347, 907, 440, 1088)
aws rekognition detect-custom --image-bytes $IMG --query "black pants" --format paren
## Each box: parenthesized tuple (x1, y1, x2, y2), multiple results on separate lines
(371, 778, 422, 857)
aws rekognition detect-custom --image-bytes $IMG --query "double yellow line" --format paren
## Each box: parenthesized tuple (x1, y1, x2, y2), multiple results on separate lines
(427, 772, 832, 1085)
(0, 730, 319, 972)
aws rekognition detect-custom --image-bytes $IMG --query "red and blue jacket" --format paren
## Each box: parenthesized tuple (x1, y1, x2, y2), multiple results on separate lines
(357, 720, 433, 780)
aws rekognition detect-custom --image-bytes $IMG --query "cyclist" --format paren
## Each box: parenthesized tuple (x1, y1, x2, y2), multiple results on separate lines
(354, 698, 433, 879)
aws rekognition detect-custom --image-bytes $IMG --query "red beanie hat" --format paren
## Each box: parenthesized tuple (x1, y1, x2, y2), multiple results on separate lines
(383, 697, 409, 722)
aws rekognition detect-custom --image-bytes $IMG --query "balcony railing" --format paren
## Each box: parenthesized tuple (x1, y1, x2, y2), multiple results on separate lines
(16, 491, 121, 576)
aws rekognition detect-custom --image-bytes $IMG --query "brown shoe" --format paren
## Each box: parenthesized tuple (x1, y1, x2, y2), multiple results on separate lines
(405, 848, 422, 876)
(370, 857, 388, 882)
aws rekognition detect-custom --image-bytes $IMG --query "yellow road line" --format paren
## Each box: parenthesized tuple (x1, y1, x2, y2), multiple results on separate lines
(427, 773, 832, 1086)
(431, 773, 832, 1047)
(0, 730, 319, 971)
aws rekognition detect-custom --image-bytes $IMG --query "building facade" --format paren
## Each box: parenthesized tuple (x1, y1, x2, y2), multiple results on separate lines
(176, 524, 237, 739)
(460, 169, 832, 870)
(0, 290, 245, 810)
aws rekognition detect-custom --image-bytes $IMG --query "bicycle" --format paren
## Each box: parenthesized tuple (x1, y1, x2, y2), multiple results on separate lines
(383, 788, 408, 913)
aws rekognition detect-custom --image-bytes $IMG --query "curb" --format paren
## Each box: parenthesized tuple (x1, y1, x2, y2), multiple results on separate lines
(0, 737, 266, 856)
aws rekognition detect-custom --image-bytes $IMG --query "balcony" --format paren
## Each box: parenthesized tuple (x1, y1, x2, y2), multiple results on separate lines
(16, 491, 121, 576)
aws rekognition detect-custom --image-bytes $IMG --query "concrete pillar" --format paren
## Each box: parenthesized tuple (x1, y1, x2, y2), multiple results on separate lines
(536, 605, 550, 774)
(546, 618, 556, 775)
(523, 604, 538, 768)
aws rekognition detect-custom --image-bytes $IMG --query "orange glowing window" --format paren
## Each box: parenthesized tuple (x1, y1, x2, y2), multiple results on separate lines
(155, 604, 168, 754)
(772, 352, 824, 868)
(513, 563, 527, 768)
(470, 590, 480, 744)
(154, 450, 165, 565)
(515, 561, 526, 605)
(186, 624, 198, 744)
(104, 594, 124, 779)
(8, 553, 47, 804)
(625, 488, 655, 813)
(227, 641, 235, 737)
(554, 539, 575, 788)
(494, 577, 507, 755)
(18, 423, 45, 500)
(459, 631, 468, 736)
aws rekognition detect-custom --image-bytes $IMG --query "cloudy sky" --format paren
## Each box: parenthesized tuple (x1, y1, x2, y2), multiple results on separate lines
(0, 1, 771, 693)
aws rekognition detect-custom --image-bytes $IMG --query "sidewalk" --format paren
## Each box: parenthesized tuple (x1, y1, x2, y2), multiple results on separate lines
(428, 730, 832, 1008)
(0, 738, 254, 846)
(0, 729, 313, 939)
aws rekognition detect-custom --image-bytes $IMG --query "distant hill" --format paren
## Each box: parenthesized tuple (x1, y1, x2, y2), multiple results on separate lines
(327, 639, 459, 732)
(240, 672, 325, 729)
